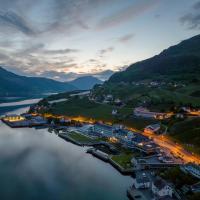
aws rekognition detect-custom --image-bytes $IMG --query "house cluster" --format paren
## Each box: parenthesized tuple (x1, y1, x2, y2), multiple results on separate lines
(132, 172, 173, 200)
(134, 107, 172, 119)
(30, 104, 50, 113)
(98, 94, 123, 106)
(131, 80, 186, 89)
(90, 122, 159, 154)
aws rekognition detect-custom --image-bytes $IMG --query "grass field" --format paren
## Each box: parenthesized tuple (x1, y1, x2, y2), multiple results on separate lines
(68, 131, 96, 143)
(48, 97, 157, 131)
(92, 83, 200, 111)
(111, 153, 133, 169)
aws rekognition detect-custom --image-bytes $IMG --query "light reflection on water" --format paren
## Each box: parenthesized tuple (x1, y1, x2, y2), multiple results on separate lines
(0, 106, 132, 200)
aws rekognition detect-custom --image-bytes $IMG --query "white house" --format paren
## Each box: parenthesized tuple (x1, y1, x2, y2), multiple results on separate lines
(144, 124, 161, 134)
(112, 109, 118, 115)
(152, 178, 173, 198)
(133, 173, 150, 189)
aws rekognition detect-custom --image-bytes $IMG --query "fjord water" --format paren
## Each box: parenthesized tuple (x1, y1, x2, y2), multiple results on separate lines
(0, 103, 132, 200)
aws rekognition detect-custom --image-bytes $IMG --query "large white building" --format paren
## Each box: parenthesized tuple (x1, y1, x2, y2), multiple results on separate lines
(144, 124, 161, 134)
(134, 107, 171, 119)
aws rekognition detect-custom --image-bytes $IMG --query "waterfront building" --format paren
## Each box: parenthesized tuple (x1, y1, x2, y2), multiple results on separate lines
(152, 178, 173, 198)
(125, 132, 157, 153)
(3, 114, 25, 122)
(133, 173, 150, 189)
(31, 116, 47, 125)
(93, 123, 114, 137)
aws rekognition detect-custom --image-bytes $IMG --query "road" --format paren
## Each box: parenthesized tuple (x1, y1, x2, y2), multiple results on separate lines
(143, 132, 200, 165)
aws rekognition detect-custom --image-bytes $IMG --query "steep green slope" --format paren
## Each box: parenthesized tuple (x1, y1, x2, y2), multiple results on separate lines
(109, 34, 200, 83)
(91, 35, 200, 109)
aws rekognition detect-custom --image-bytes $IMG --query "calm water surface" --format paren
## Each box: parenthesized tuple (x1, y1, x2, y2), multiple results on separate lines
(0, 103, 132, 200)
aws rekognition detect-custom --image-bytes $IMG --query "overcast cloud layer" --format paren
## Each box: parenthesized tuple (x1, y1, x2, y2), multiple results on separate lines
(0, 0, 199, 81)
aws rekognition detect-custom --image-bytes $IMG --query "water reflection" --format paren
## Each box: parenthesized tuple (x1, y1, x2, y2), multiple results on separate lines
(0, 107, 132, 200)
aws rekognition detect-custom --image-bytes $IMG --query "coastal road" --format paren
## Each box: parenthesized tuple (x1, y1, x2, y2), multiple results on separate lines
(143, 132, 200, 164)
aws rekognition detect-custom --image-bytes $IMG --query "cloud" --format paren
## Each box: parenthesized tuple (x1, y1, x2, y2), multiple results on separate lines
(0, 11, 35, 35)
(96, 0, 159, 30)
(39, 69, 114, 82)
(43, 49, 80, 55)
(99, 47, 114, 55)
(0, 52, 10, 61)
(180, 14, 200, 29)
(118, 33, 134, 43)
(180, 1, 200, 30)
(193, 1, 200, 10)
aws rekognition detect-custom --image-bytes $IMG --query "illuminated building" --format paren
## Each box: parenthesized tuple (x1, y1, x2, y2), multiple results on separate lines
(3, 114, 25, 122)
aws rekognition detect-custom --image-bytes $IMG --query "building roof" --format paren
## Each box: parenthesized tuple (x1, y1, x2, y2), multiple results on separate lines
(153, 178, 169, 190)
(116, 129, 129, 136)
(5, 114, 19, 117)
(146, 123, 160, 130)
(191, 182, 200, 192)
(94, 123, 113, 131)
(131, 133, 150, 143)
(136, 176, 150, 184)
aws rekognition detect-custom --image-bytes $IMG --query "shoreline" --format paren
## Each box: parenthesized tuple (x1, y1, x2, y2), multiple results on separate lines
(58, 132, 134, 176)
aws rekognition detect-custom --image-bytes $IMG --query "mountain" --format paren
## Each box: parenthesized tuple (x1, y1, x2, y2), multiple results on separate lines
(38, 69, 114, 82)
(91, 34, 200, 109)
(0, 66, 77, 97)
(109, 34, 200, 83)
(93, 70, 114, 81)
(69, 76, 103, 90)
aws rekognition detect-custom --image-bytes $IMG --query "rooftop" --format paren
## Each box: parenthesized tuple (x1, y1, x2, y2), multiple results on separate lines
(153, 178, 169, 190)
(94, 123, 113, 131)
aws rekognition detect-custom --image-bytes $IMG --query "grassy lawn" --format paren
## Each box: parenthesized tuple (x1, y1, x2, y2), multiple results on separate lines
(48, 97, 158, 131)
(68, 131, 96, 143)
(111, 153, 133, 169)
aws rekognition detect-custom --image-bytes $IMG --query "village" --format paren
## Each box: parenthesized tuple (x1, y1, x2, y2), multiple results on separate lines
(1, 107, 200, 200)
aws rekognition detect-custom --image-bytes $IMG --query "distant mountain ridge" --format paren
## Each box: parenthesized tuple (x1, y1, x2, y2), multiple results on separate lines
(69, 76, 103, 90)
(109, 34, 200, 83)
(0, 67, 77, 97)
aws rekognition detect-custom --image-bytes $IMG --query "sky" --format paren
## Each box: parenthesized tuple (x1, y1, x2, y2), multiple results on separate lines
(0, 0, 200, 81)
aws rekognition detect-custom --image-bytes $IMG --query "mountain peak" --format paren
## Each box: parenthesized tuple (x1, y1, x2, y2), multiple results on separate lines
(69, 76, 103, 90)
